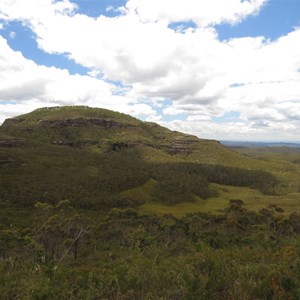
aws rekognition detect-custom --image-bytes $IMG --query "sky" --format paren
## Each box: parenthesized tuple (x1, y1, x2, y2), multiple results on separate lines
(0, 0, 300, 142)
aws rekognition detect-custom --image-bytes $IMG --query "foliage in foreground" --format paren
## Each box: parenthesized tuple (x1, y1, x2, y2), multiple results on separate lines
(2, 200, 300, 299)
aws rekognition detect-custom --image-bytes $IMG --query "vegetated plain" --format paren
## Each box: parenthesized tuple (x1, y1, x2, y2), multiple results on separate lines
(1, 106, 300, 299)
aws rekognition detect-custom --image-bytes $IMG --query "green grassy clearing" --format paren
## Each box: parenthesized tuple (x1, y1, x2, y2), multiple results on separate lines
(120, 179, 157, 203)
(139, 183, 300, 218)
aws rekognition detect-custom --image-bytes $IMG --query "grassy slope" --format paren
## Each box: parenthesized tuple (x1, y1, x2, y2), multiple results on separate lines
(120, 179, 157, 204)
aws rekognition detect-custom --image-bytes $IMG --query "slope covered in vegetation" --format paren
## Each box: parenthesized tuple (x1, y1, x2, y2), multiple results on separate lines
(0, 106, 294, 208)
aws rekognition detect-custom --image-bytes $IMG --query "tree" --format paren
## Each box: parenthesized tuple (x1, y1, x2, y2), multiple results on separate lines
(35, 200, 92, 262)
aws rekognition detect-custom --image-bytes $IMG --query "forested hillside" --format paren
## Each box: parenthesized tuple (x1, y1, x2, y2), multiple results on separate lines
(0, 106, 298, 208)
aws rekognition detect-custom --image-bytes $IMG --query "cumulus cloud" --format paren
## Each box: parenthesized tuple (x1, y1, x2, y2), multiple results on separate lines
(0, 0, 300, 141)
(0, 36, 158, 123)
(124, 0, 267, 27)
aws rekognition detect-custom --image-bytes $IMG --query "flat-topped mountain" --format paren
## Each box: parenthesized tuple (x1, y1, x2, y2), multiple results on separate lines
(1, 106, 202, 154)
(0, 106, 299, 207)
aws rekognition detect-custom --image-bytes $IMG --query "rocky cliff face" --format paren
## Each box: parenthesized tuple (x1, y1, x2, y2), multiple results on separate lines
(39, 118, 137, 129)
(160, 136, 199, 155)
(2, 117, 136, 128)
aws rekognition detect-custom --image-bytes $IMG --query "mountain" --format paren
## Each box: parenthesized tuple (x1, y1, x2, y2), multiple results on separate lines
(0, 106, 299, 208)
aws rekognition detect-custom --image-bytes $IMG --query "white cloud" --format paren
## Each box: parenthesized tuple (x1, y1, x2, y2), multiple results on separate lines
(0, 0, 300, 141)
(0, 0, 76, 21)
(0, 36, 159, 123)
(163, 118, 299, 142)
(9, 31, 15, 38)
(125, 0, 267, 27)
(106, 5, 114, 12)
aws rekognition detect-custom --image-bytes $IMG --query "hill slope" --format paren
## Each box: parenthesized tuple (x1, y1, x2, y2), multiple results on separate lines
(0, 106, 299, 207)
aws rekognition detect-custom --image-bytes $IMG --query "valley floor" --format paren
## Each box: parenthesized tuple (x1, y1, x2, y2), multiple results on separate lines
(140, 183, 300, 218)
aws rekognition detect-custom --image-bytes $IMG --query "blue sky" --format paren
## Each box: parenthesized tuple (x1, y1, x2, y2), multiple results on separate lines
(0, 21, 89, 75)
(217, 0, 300, 41)
(72, 0, 126, 17)
(0, 0, 300, 141)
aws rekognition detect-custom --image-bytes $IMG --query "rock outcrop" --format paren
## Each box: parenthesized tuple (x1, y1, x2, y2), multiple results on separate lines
(159, 136, 199, 155)
(51, 140, 100, 147)
(0, 138, 26, 147)
(39, 118, 136, 129)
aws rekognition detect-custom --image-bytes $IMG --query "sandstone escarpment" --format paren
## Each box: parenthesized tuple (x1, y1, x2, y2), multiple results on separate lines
(39, 118, 137, 129)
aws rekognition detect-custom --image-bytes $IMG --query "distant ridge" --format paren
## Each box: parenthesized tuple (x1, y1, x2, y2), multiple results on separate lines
(221, 141, 300, 148)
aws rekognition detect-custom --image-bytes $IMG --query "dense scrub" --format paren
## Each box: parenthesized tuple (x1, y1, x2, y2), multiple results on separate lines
(2, 200, 300, 299)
